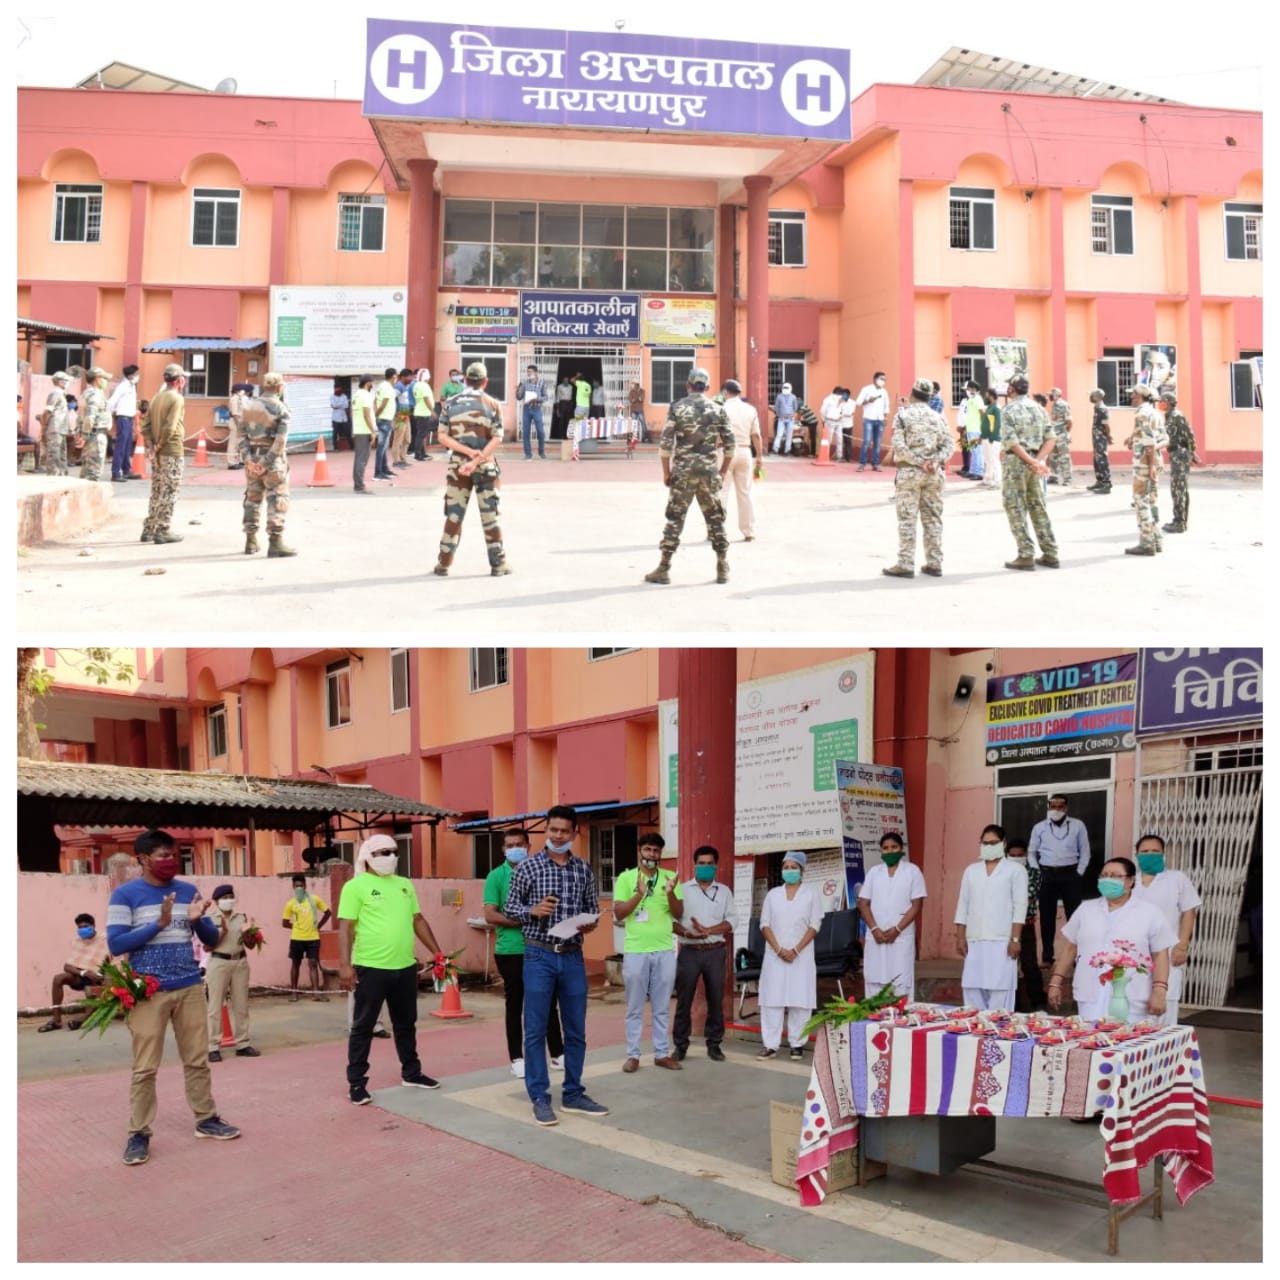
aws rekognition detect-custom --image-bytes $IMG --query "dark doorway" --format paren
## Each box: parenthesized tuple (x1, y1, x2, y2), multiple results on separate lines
(551, 355, 603, 439)
(999, 788, 1111, 899)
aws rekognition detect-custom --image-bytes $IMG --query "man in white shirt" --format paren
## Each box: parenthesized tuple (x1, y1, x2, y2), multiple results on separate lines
(720, 379, 763, 541)
(106, 364, 140, 481)
(854, 371, 891, 471)
(955, 825, 1028, 1010)
(1130, 832, 1201, 1026)
(820, 386, 845, 461)
(672, 845, 735, 1062)
(1026, 794, 1090, 967)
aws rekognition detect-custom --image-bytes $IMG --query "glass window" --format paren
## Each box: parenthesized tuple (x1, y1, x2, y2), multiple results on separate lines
(582, 204, 626, 246)
(626, 250, 666, 291)
(581, 247, 625, 290)
(390, 648, 409, 713)
(338, 194, 387, 253)
(1224, 202, 1262, 261)
(207, 704, 227, 758)
(53, 183, 103, 244)
(1231, 351, 1262, 409)
(493, 201, 537, 245)
(1095, 347, 1136, 408)
(491, 245, 535, 288)
(539, 204, 582, 246)
(537, 245, 582, 289)
(443, 244, 492, 287)
(949, 187, 996, 251)
(192, 188, 241, 248)
(1091, 195, 1134, 256)
(473, 831, 506, 878)
(670, 250, 713, 292)
(460, 345, 508, 400)
(44, 344, 92, 375)
(626, 206, 668, 248)
(768, 352, 807, 406)
(181, 350, 232, 399)
(650, 347, 695, 405)
(443, 200, 492, 242)
(951, 345, 987, 406)
(469, 648, 509, 692)
(669, 207, 715, 250)
(768, 210, 806, 266)
(326, 660, 351, 728)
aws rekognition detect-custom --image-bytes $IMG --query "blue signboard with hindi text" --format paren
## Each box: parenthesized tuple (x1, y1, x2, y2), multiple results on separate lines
(1137, 648, 1263, 734)
(519, 291, 641, 341)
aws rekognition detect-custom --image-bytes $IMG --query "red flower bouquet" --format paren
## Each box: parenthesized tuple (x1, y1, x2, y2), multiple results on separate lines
(78, 959, 161, 1036)
(241, 922, 266, 952)
(430, 948, 465, 990)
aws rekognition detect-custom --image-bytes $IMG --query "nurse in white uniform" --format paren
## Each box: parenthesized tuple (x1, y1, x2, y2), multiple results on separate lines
(954, 824, 1028, 1011)
(857, 831, 928, 1001)
(1130, 833, 1201, 1026)
(758, 852, 823, 1061)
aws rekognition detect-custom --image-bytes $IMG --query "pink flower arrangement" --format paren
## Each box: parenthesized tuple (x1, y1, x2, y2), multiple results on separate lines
(1088, 941, 1152, 985)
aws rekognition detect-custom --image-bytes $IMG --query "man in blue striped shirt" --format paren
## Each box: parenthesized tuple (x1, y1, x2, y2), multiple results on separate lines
(503, 805, 608, 1127)
(1026, 796, 1091, 967)
(106, 830, 242, 1165)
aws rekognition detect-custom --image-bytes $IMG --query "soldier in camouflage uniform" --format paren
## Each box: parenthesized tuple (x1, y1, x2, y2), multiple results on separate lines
(1125, 384, 1166, 556)
(1046, 388, 1073, 486)
(645, 367, 735, 585)
(883, 376, 955, 579)
(78, 367, 113, 481)
(240, 371, 296, 557)
(1086, 389, 1112, 493)
(40, 370, 72, 476)
(433, 361, 510, 577)
(1158, 389, 1200, 533)
(140, 363, 188, 544)
(1000, 374, 1060, 570)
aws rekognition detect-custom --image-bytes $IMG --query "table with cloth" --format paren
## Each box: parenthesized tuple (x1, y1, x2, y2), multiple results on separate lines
(569, 417, 638, 459)
(794, 1004, 1214, 1235)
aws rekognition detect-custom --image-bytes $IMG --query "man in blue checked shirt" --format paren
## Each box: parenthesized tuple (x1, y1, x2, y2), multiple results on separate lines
(503, 804, 609, 1127)
(106, 830, 242, 1166)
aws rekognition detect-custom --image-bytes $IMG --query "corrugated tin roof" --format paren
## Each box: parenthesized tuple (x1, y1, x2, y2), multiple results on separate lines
(915, 47, 1176, 104)
(141, 337, 267, 352)
(17, 316, 113, 340)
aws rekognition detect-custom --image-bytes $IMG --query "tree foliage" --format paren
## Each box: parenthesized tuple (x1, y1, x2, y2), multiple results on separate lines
(17, 647, 135, 759)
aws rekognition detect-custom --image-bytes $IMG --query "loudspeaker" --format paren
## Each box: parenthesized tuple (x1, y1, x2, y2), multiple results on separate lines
(953, 675, 977, 705)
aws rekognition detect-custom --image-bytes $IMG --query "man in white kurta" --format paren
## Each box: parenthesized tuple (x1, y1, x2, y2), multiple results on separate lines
(857, 834, 928, 1001)
(1130, 834, 1201, 1026)
(954, 829, 1028, 1010)
(758, 853, 824, 1056)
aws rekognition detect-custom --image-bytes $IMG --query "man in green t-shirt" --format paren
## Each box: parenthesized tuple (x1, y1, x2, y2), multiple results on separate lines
(338, 834, 445, 1105)
(613, 833, 683, 1072)
(573, 373, 592, 420)
(483, 830, 565, 1079)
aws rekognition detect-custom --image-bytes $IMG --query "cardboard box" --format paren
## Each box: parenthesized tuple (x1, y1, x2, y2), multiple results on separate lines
(770, 1100, 883, 1192)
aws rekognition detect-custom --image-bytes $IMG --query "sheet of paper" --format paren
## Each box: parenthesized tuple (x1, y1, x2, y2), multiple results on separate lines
(548, 912, 598, 939)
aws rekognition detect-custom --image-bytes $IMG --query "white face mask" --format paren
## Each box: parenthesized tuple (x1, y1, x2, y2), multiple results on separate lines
(546, 840, 573, 855)
(980, 843, 1005, 862)
(1049, 809, 1067, 823)
(217, 898, 236, 912)
(368, 854, 399, 876)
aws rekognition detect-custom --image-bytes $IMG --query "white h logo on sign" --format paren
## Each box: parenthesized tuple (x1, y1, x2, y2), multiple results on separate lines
(369, 34, 444, 106)
(780, 59, 846, 127)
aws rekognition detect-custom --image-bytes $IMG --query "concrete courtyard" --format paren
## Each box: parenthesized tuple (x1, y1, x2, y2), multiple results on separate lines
(15, 455, 1262, 634)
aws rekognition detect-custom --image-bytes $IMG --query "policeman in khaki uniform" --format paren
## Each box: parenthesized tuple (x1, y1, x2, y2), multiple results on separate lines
(1158, 389, 1200, 534)
(78, 367, 113, 482)
(240, 371, 295, 557)
(999, 373, 1059, 571)
(1125, 384, 1166, 556)
(645, 367, 735, 585)
(883, 376, 955, 579)
(41, 369, 72, 476)
(1046, 387, 1073, 486)
(433, 361, 511, 577)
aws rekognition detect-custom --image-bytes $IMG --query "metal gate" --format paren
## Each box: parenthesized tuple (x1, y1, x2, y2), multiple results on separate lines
(1136, 731, 1262, 1009)
(518, 343, 642, 418)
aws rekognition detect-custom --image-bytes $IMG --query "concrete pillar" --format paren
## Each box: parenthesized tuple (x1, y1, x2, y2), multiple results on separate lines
(1048, 187, 1067, 395)
(406, 159, 439, 372)
(743, 176, 771, 420)
(124, 181, 148, 365)
(1183, 196, 1205, 447)
(128, 718, 148, 767)
(512, 647, 530, 813)
(716, 203, 737, 383)
(158, 708, 179, 770)
(269, 187, 290, 286)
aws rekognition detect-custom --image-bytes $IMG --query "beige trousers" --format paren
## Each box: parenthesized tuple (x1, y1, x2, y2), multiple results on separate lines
(126, 983, 216, 1134)
(205, 955, 251, 1051)
(391, 416, 410, 463)
(728, 452, 755, 537)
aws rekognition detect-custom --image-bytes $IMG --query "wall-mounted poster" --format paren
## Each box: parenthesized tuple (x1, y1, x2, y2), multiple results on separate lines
(985, 337, 1028, 395)
(1135, 343, 1177, 395)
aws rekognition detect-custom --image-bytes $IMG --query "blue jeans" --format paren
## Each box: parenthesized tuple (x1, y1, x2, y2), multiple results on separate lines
(522, 404, 545, 457)
(859, 420, 885, 467)
(623, 950, 678, 1057)
(772, 417, 796, 453)
(523, 947, 588, 1106)
(374, 418, 393, 476)
(112, 414, 135, 478)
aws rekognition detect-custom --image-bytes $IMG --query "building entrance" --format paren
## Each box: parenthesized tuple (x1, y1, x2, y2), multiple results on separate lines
(520, 343, 640, 438)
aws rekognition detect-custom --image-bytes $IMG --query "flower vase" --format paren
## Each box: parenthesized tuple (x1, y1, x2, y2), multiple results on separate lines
(433, 978, 446, 994)
(1107, 969, 1131, 1022)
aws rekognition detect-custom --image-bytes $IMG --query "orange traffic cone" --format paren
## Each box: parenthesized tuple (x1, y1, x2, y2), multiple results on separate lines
(307, 436, 334, 488)
(811, 425, 834, 467)
(193, 427, 210, 467)
(428, 979, 473, 1020)
(132, 438, 149, 479)
(219, 1004, 236, 1047)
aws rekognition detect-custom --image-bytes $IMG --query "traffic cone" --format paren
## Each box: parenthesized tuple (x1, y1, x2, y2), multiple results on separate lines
(307, 436, 334, 487)
(193, 427, 210, 467)
(131, 438, 149, 479)
(811, 426, 834, 467)
(219, 1004, 236, 1047)
(428, 979, 473, 1020)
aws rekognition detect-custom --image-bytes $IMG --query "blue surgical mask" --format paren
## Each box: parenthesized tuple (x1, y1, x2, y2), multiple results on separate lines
(694, 865, 716, 883)
(505, 847, 528, 863)
(1097, 878, 1127, 899)
(546, 840, 573, 855)
(781, 868, 802, 885)
(1136, 853, 1165, 876)
(77, 926, 95, 939)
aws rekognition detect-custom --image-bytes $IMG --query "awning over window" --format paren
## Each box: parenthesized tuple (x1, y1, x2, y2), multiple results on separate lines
(141, 337, 267, 353)
(17, 316, 113, 342)
(451, 798, 658, 833)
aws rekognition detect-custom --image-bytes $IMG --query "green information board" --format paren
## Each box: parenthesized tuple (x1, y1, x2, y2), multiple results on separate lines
(666, 753, 678, 807)
(810, 720, 858, 791)
(378, 314, 405, 346)
(275, 317, 304, 346)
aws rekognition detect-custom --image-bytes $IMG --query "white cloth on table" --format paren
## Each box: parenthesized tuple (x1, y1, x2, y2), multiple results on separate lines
(760, 1003, 810, 1051)
(1061, 896, 1178, 1020)
(759, 884, 823, 1012)
(859, 861, 927, 999)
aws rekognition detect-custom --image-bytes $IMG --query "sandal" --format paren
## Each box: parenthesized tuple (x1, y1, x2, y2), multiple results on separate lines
(37, 1020, 62, 1033)
(67, 1018, 86, 1031)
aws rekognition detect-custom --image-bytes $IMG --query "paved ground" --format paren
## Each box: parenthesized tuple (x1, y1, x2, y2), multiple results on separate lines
(15, 455, 1262, 633)
(16, 989, 1262, 1263)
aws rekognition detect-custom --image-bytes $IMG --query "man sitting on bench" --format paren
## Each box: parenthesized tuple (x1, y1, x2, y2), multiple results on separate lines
(40, 913, 108, 1031)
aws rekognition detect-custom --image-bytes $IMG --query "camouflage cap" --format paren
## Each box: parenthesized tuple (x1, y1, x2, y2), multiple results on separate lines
(1008, 374, 1030, 394)
(912, 376, 934, 398)
(1127, 384, 1155, 400)
(1048, 386, 1063, 398)
(163, 362, 186, 380)
(465, 361, 488, 381)
(1156, 388, 1178, 406)
(261, 371, 284, 390)
(1089, 388, 1106, 401)
(687, 367, 711, 388)
(50, 370, 71, 385)
(88, 366, 110, 382)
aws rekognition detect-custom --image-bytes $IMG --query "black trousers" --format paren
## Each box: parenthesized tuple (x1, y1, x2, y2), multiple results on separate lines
(495, 952, 564, 1062)
(672, 945, 726, 1050)
(1037, 867, 1084, 962)
(411, 414, 432, 458)
(347, 963, 422, 1087)
(1017, 920, 1046, 1009)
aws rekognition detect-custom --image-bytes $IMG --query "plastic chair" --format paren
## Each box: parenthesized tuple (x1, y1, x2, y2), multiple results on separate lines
(733, 916, 765, 1020)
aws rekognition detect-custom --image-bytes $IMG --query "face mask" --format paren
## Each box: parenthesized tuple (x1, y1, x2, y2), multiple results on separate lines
(980, 842, 1005, 861)
(1097, 877, 1127, 900)
(217, 898, 236, 912)
(546, 840, 573, 855)
(368, 854, 399, 876)
(640, 857, 659, 871)
(695, 865, 716, 883)
(77, 926, 95, 939)
(293, 888, 307, 901)
(147, 856, 180, 882)
(1136, 853, 1165, 875)
(781, 868, 802, 884)
(505, 847, 528, 863)
(1049, 810, 1067, 823)
(129, 375, 139, 384)
(880, 851, 904, 866)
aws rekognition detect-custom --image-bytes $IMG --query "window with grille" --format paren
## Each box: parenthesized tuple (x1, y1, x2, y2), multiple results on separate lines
(338, 194, 387, 252)
(1091, 195, 1135, 256)
(44, 344, 92, 376)
(469, 648, 509, 692)
(951, 345, 988, 406)
(590, 824, 638, 896)
(949, 187, 996, 250)
(191, 188, 241, 247)
(1095, 347, 1137, 408)
(588, 648, 636, 661)
(390, 648, 410, 712)
(207, 704, 228, 759)
(1230, 350, 1262, 409)
(1224, 202, 1262, 261)
(472, 831, 507, 878)
(459, 344, 508, 401)
(650, 347, 695, 405)
(180, 350, 232, 399)
(213, 847, 231, 875)
(326, 659, 352, 727)
(768, 352, 807, 406)
(53, 184, 102, 243)
(768, 210, 806, 266)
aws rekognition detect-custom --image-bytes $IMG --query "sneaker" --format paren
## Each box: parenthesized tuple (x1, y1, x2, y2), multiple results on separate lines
(756, 1047, 777, 1059)
(789, 1046, 806, 1061)
(532, 1099, 559, 1126)
(350, 1084, 372, 1106)
(401, 1073, 441, 1090)
(372, 1026, 392, 1039)
(511, 1058, 526, 1079)
(123, 1133, 150, 1165)
(208, 1050, 222, 1062)
(562, 1094, 609, 1117)
(549, 1055, 565, 1071)
(194, 1115, 241, 1140)
(235, 1046, 261, 1057)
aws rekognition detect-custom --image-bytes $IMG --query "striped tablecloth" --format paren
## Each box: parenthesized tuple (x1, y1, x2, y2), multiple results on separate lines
(795, 1012, 1214, 1208)
(570, 417, 638, 458)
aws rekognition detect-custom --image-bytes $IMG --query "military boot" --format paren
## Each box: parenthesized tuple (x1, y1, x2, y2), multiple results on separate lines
(1124, 545, 1155, 557)
(267, 534, 297, 558)
(715, 553, 729, 584)
(491, 561, 513, 577)
(644, 553, 673, 585)
(152, 530, 184, 544)
(1003, 557, 1036, 571)
(244, 530, 260, 555)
